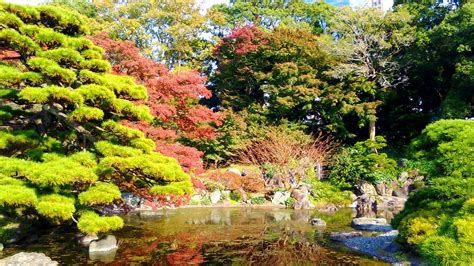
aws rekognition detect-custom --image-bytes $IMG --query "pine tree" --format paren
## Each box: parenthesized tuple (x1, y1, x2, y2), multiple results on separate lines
(0, 2, 192, 235)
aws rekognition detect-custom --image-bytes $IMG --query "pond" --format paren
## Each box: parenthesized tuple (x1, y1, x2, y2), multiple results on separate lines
(1, 207, 391, 265)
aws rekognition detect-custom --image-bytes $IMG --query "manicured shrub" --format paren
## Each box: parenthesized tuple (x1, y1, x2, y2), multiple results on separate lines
(409, 119, 474, 178)
(392, 177, 474, 264)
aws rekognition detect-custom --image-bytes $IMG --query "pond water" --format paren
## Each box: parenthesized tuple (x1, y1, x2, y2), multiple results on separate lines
(0, 207, 391, 265)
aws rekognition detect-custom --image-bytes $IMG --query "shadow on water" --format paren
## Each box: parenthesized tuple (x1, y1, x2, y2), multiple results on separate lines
(0, 208, 390, 265)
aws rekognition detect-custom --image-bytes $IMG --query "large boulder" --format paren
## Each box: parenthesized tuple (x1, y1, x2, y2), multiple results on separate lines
(0, 252, 58, 265)
(355, 194, 376, 217)
(271, 191, 291, 205)
(89, 235, 118, 253)
(351, 217, 393, 232)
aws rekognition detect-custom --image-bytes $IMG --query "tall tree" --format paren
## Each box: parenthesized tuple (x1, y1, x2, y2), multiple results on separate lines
(48, 0, 215, 70)
(0, 2, 192, 234)
(326, 7, 416, 140)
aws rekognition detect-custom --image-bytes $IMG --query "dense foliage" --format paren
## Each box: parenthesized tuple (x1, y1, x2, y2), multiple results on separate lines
(392, 120, 474, 264)
(328, 136, 397, 189)
(88, 33, 221, 173)
(1, 1, 473, 264)
(0, 2, 192, 235)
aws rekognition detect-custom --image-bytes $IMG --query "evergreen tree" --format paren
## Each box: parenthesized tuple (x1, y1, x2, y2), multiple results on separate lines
(0, 2, 192, 234)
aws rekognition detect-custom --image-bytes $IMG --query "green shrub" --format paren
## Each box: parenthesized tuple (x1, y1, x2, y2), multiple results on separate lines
(230, 190, 242, 202)
(392, 177, 474, 264)
(285, 197, 296, 207)
(409, 119, 474, 178)
(308, 179, 353, 207)
(251, 196, 265, 205)
(328, 136, 397, 189)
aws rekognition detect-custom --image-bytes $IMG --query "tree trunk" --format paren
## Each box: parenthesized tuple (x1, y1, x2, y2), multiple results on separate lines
(369, 120, 376, 141)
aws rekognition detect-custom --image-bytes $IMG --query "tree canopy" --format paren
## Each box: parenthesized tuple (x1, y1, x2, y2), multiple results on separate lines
(0, 2, 193, 234)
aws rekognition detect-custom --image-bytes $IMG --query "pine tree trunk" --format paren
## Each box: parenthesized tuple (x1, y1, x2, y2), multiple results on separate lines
(369, 120, 376, 141)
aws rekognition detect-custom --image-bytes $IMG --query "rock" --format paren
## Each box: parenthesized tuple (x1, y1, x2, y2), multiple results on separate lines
(342, 230, 402, 263)
(310, 218, 326, 226)
(78, 234, 99, 247)
(271, 191, 290, 205)
(0, 243, 3, 251)
(375, 196, 407, 210)
(89, 235, 118, 253)
(89, 247, 117, 262)
(399, 171, 409, 182)
(392, 179, 413, 198)
(355, 194, 376, 217)
(351, 217, 393, 232)
(357, 182, 377, 196)
(210, 190, 222, 204)
(227, 168, 241, 176)
(0, 252, 58, 265)
(319, 203, 338, 212)
(121, 192, 142, 208)
(292, 185, 313, 210)
(375, 182, 394, 196)
(329, 231, 363, 242)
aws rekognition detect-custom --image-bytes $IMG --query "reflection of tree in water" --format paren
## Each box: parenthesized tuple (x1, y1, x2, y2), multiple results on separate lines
(202, 227, 370, 265)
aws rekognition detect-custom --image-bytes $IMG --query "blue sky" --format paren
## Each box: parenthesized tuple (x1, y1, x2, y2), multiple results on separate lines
(4, 0, 229, 10)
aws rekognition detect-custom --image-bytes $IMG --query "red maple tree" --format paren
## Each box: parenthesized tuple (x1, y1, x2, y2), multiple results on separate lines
(90, 33, 221, 173)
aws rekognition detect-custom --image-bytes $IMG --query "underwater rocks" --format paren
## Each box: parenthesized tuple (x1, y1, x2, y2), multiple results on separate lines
(88, 235, 118, 262)
(329, 231, 363, 242)
(89, 235, 118, 253)
(0, 252, 58, 265)
(339, 230, 402, 263)
(310, 218, 326, 227)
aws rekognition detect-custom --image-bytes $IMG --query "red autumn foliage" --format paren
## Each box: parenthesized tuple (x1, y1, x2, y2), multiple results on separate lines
(214, 25, 268, 56)
(89, 33, 222, 174)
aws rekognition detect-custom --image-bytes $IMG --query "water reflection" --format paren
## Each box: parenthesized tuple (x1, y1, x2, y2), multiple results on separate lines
(1, 208, 389, 265)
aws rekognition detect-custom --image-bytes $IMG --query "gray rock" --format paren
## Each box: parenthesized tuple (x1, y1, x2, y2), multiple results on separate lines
(375, 196, 407, 210)
(271, 191, 290, 205)
(310, 218, 326, 227)
(351, 217, 393, 232)
(89, 235, 118, 253)
(357, 182, 377, 196)
(78, 234, 98, 247)
(342, 230, 402, 263)
(0, 252, 58, 265)
(329, 231, 363, 242)
(210, 190, 222, 204)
